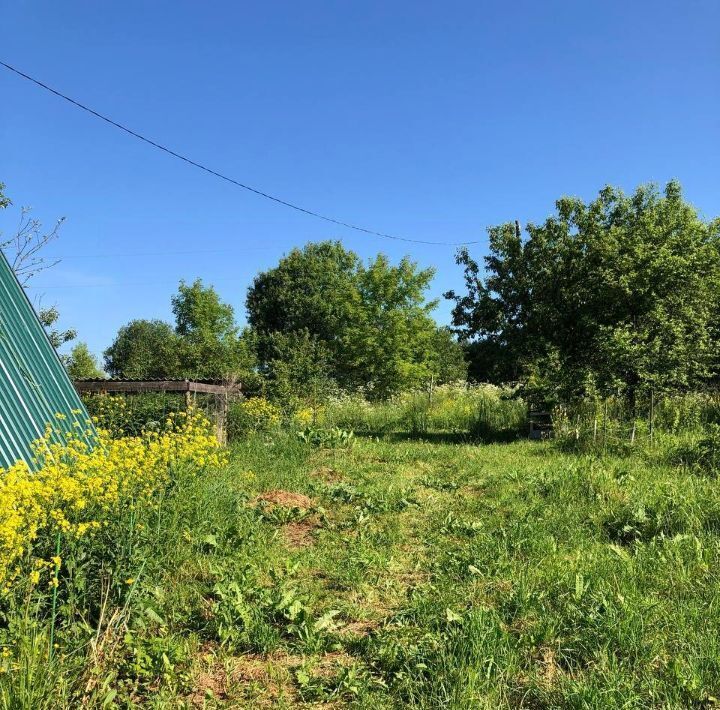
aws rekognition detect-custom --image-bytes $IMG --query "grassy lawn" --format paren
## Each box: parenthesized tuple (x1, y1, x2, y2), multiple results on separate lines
(97, 432, 720, 708)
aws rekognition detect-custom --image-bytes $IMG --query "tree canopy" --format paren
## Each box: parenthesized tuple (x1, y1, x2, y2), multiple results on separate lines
(104, 280, 257, 383)
(104, 319, 181, 379)
(446, 181, 720, 403)
(247, 241, 464, 397)
(65, 342, 104, 380)
(171, 279, 253, 380)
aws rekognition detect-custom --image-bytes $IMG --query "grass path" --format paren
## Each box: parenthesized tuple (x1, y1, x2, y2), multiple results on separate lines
(105, 434, 720, 708)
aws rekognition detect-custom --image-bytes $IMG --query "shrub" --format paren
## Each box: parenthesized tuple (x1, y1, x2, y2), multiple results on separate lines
(228, 397, 282, 438)
(0, 410, 224, 591)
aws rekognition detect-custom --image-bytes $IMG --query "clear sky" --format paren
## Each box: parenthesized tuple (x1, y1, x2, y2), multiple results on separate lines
(1, 1, 718, 360)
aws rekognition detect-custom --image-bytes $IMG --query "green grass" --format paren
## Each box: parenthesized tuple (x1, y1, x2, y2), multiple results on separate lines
(6, 431, 720, 708)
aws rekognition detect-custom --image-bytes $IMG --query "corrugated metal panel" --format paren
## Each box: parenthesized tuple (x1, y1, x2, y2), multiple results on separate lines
(0, 251, 94, 470)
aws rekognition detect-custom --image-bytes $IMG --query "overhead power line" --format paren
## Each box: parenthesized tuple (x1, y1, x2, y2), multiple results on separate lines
(1, 60, 481, 248)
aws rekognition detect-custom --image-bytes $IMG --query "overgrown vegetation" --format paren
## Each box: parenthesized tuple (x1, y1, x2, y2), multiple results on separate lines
(4, 179, 720, 706)
(447, 181, 720, 404)
(5, 399, 720, 707)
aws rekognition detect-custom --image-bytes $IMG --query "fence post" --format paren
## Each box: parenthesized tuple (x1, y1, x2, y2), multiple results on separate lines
(593, 406, 598, 444)
(603, 400, 608, 454)
(649, 390, 655, 447)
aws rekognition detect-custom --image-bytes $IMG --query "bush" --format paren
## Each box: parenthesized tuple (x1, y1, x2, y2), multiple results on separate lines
(228, 397, 282, 438)
(82, 392, 187, 437)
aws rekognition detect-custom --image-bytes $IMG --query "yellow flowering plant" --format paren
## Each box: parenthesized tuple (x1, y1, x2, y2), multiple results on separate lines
(227, 397, 282, 436)
(0, 409, 225, 591)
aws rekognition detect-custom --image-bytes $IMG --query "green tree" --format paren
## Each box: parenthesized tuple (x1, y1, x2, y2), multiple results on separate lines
(262, 329, 335, 411)
(447, 181, 720, 403)
(38, 305, 77, 350)
(247, 241, 360, 371)
(65, 342, 104, 380)
(428, 327, 468, 384)
(342, 253, 439, 396)
(171, 278, 256, 381)
(104, 320, 181, 379)
(247, 241, 449, 397)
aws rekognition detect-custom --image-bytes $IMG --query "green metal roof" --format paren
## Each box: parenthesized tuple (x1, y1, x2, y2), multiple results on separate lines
(0, 251, 94, 470)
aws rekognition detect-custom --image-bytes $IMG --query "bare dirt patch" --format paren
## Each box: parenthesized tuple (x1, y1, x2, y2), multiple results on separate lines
(252, 490, 322, 549)
(537, 646, 562, 688)
(310, 650, 355, 678)
(283, 520, 317, 548)
(190, 652, 301, 708)
(188, 662, 228, 706)
(255, 489, 315, 509)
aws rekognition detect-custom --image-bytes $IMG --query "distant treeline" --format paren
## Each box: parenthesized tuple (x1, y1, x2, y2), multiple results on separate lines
(66, 181, 720, 407)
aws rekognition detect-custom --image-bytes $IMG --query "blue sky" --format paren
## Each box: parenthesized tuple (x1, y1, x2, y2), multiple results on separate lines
(1, 1, 718, 360)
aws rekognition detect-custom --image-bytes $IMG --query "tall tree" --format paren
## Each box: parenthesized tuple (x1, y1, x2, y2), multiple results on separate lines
(247, 241, 360, 369)
(342, 253, 439, 396)
(247, 241, 452, 397)
(104, 320, 181, 379)
(171, 278, 255, 380)
(105, 281, 257, 383)
(66, 342, 104, 380)
(447, 181, 720, 403)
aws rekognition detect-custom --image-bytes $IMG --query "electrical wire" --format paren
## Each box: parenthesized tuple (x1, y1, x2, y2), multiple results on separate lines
(1, 60, 482, 248)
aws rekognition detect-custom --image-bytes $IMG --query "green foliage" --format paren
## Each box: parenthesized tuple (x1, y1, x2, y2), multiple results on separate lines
(321, 382, 523, 439)
(9, 417, 720, 706)
(551, 392, 720, 456)
(247, 241, 460, 398)
(172, 279, 235, 341)
(64, 342, 103, 380)
(261, 329, 336, 410)
(447, 181, 720, 403)
(429, 326, 469, 383)
(171, 279, 255, 381)
(227, 396, 282, 437)
(38, 306, 77, 351)
(469, 392, 526, 442)
(0, 182, 9, 211)
(341, 252, 440, 397)
(296, 426, 354, 448)
(668, 425, 720, 476)
(104, 280, 259, 384)
(104, 319, 181, 378)
(247, 241, 360, 362)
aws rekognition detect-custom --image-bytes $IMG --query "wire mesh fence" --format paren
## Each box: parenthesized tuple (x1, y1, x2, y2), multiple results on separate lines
(550, 391, 720, 452)
(80, 390, 240, 442)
